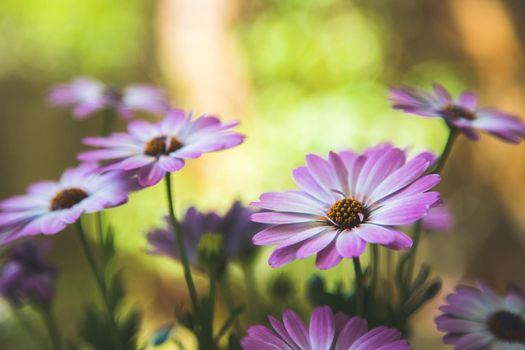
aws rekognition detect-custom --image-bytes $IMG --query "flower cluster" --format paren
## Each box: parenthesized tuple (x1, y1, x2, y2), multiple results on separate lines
(2, 75, 525, 350)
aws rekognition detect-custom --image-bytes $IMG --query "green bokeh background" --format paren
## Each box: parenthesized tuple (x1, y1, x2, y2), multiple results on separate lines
(1, 0, 525, 349)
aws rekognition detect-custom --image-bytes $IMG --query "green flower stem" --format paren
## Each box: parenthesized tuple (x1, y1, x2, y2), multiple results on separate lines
(434, 127, 459, 174)
(164, 173, 199, 311)
(38, 304, 63, 350)
(220, 273, 242, 337)
(101, 108, 116, 137)
(406, 127, 458, 284)
(207, 271, 217, 348)
(75, 221, 124, 350)
(241, 262, 260, 324)
(352, 257, 364, 317)
(370, 245, 379, 298)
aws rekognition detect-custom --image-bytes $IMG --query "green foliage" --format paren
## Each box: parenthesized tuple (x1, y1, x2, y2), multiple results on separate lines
(79, 224, 142, 350)
(0, 0, 150, 79)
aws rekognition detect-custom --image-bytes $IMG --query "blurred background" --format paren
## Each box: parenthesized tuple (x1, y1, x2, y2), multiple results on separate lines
(1, 0, 525, 348)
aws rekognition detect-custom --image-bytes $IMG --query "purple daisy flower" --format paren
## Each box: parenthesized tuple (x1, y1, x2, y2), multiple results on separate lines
(78, 109, 245, 187)
(436, 283, 525, 349)
(422, 204, 453, 232)
(48, 77, 170, 119)
(241, 305, 411, 350)
(251, 145, 440, 269)
(147, 201, 265, 266)
(389, 83, 525, 143)
(0, 163, 135, 245)
(0, 240, 57, 306)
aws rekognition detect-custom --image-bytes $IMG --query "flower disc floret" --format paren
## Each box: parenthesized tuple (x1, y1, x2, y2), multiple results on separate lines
(144, 136, 183, 157)
(326, 197, 368, 229)
(50, 188, 88, 211)
(488, 311, 525, 342)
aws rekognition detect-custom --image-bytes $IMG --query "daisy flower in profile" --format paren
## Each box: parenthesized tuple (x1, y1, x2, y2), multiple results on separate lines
(147, 201, 265, 266)
(389, 83, 525, 143)
(251, 144, 440, 269)
(0, 164, 135, 245)
(436, 283, 525, 350)
(0, 240, 57, 306)
(241, 305, 411, 350)
(78, 109, 245, 187)
(48, 77, 170, 119)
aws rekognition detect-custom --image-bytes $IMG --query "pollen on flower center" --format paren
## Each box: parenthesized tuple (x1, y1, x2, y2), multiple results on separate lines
(144, 136, 183, 157)
(440, 104, 476, 121)
(488, 310, 525, 343)
(50, 188, 88, 211)
(326, 197, 368, 230)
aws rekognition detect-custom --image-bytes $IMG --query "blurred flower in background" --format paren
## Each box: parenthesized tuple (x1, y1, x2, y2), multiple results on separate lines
(436, 283, 525, 349)
(0, 240, 57, 306)
(422, 204, 454, 233)
(48, 77, 170, 119)
(390, 84, 525, 143)
(147, 201, 265, 268)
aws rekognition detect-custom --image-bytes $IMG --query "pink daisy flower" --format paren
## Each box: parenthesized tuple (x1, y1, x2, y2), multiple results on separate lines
(436, 283, 525, 349)
(78, 109, 245, 187)
(251, 145, 440, 269)
(48, 76, 170, 119)
(241, 306, 411, 350)
(389, 83, 525, 143)
(0, 164, 135, 245)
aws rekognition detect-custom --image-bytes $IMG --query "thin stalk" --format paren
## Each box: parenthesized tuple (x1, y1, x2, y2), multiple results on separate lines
(38, 305, 63, 350)
(241, 262, 259, 323)
(164, 173, 199, 311)
(370, 245, 379, 298)
(405, 221, 422, 285)
(353, 257, 364, 317)
(404, 127, 458, 284)
(96, 212, 106, 262)
(220, 273, 242, 337)
(434, 127, 458, 174)
(101, 108, 116, 136)
(208, 272, 217, 345)
(75, 221, 124, 350)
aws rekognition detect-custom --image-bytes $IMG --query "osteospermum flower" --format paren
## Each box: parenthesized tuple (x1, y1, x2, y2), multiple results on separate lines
(251, 145, 440, 269)
(389, 83, 525, 143)
(0, 240, 57, 306)
(0, 164, 135, 245)
(436, 283, 525, 349)
(147, 201, 265, 266)
(78, 109, 245, 187)
(48, 77, 170, 119)
(422, 204, 453, 232)
(241, 306, 411, 350)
